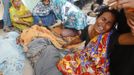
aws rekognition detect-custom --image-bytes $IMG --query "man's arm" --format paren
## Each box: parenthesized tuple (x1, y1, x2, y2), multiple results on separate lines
(118, 32, 134, 45)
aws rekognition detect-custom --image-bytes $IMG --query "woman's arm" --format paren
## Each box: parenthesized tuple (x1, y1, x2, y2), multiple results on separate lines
(19, 12, 32, 18)
(15, 20, 31, 26)
(118, 32, 134, 45)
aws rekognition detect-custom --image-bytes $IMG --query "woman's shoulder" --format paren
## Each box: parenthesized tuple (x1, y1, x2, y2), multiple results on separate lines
(21, 4, 29, 11)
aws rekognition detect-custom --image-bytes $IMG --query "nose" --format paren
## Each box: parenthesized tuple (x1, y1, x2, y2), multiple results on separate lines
(101, 20, 109, 27)
(101, 22, 106, 27)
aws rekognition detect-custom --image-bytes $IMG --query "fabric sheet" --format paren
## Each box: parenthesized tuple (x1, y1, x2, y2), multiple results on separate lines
(0, 32, 25, 75)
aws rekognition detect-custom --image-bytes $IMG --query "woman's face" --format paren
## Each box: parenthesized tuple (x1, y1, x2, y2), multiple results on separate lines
(43, 0, 50, 4)
(13, 0, 21, 7)
(94, 12, 116, 34)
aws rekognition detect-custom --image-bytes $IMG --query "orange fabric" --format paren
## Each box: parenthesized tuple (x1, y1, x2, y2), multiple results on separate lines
(19, 25, 83, 52)
(19, 25, 66, 52)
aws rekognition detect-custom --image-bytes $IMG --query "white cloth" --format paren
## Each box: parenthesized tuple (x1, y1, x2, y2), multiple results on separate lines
(87, 16, 96, 25)
(0, 0, 4, 20)
(0, 32, 25, 75)
(73, 0, 79, 2)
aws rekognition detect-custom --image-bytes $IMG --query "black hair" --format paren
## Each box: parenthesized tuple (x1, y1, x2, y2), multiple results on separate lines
(97, 6, 117, 19)
(41, 0, 50, 5)
(41, 0, 44, 2)
(96, 0, 103, 5)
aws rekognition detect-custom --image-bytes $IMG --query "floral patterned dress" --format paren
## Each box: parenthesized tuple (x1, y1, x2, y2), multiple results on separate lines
(51, 0, 88, 30)
(57, 31, 112, 75)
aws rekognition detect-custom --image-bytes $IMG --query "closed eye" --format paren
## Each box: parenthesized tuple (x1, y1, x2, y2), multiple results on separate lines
(102, 17, 106, 21)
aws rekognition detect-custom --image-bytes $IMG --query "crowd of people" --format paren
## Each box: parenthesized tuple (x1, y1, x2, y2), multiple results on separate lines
(0, 0, 134, 75)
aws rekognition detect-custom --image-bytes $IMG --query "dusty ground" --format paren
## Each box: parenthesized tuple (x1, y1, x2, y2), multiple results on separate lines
(0, 29, 6, 36)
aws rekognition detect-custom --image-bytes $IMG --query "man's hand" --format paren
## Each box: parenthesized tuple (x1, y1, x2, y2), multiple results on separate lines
(124, 8, 134, 36)
(118, 0, 134, 9)
(108, 0, 134, 9)
(108, 0, 134, 35)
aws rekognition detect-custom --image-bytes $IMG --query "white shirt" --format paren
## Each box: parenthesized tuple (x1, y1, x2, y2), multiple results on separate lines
(0, 0, 4, 20)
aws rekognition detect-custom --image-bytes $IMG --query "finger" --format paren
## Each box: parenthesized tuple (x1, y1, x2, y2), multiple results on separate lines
(107, 0, 117, 5)
(118, 0, 129, 5)
(122, 3, 134, 9)
(109, 1, 118, 7)
(127, 19, 134, 30)
(108, 1, 118, 9)
(125, 10, 134, 20)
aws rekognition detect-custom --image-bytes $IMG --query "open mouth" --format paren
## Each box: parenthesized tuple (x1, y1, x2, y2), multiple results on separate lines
(96, 25, 104, 33)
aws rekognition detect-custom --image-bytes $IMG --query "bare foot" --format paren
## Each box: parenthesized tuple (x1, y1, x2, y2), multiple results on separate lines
(3, 26, 10, 32)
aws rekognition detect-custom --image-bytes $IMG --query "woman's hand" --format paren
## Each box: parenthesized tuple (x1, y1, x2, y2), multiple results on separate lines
(14, 15, 20, 21)
(19, 12, 32, 18)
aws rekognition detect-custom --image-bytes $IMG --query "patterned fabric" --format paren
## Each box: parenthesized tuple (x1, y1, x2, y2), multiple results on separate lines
(50, 0, 87, 30)
(67, 0, 74, 3)
(57, 32, 112, 75)
(32, 2, 53, 16)
(9, 3, 33, 31)
(19, 25, 66, 52)
(19, 25, 83, 52)
(32, 2, 56, 26)
(0, 32, 25, 75)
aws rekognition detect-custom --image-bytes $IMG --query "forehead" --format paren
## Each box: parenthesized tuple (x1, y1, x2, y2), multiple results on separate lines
(100, 12, 115, 18)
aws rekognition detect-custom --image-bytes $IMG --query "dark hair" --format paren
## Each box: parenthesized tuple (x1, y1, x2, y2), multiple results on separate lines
(96, 0, 103, 5)
(97, 6, 117, 18)
(41, 0, 50, 2)
(41, 0, 44, 2)
(97, 6, 118, 28)
(41, 0, 50, 5)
